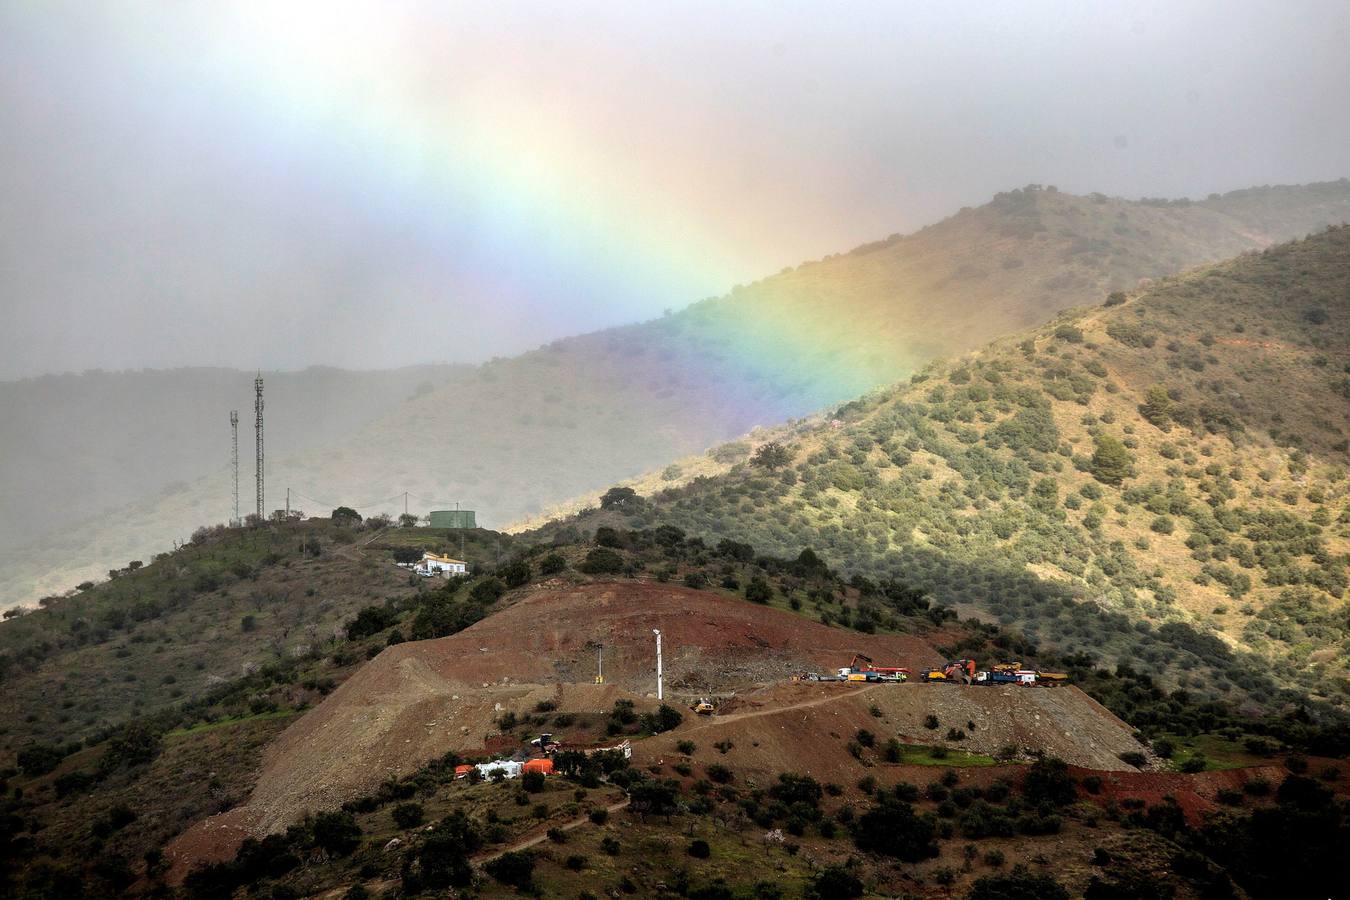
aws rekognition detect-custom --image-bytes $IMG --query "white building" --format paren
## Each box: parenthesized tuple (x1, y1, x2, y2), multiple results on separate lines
(415, 552, 468, 577)
(474, 760, 522, 780)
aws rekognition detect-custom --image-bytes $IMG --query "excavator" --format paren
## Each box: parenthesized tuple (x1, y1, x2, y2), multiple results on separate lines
(691, 698, 716, 715)
(922, 658, 977, 684)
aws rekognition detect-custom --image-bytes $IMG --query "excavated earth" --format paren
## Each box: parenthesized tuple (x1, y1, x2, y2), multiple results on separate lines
(636, 680, 1151, 785)
(166, 581, 1150, 879)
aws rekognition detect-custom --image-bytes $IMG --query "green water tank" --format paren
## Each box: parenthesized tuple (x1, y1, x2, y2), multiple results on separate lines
(429, 509, 477, 529)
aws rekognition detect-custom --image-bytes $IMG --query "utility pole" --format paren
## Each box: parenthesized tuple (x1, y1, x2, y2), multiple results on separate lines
(595, 646, 604, 684)
(653, 629, 663, 700)
(286, 487, 290, 519)
(254, 374, 264, 520)
(229, 410, 239, 525)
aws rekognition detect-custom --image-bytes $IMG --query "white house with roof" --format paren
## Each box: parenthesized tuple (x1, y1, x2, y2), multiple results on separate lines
(415, 552, 467, 577)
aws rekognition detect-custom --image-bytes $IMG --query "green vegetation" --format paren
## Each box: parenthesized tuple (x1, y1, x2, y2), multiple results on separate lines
(545, 227, 1350, 718)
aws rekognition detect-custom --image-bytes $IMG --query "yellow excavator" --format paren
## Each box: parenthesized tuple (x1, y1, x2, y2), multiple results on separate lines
(692, 698, 716, 715)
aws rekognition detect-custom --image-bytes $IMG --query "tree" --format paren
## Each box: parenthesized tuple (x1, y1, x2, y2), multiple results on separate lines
(966, 867, 1069, 900)
(331, 506, 362, 526)
(642, 704, 684, 734)
(391, 803, 425, 829)
(1139, 385, 1173, 430)
(580, 547, 625, 575)
(391, 546, 423, 565)
(539, 553, 567, 575)
(17, 743, 66, 777)
(345, 605, 396, 641)
(600, 487, 640, 510)
(404, 811, 480, 891)
(1022, 757, 1076, 806)
(312, 810, 362, 856)
(745, 577, 773, 604)
(810, 867, 863, 899)
(1090, 435, 1134, 485)
(497, 560, 532, 588)
(398, 513, 419, 528)
(853, 798, 937, 861)
(751, 442, 792, 470)
(485, 851, 535, 888)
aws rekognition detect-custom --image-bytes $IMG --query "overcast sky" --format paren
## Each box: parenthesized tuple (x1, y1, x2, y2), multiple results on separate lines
(2, 1, 1348, 379)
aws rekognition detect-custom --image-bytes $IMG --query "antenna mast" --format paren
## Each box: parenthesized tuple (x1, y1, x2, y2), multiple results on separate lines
(230, 410, 239, 525)
(254, 374, 264, 520)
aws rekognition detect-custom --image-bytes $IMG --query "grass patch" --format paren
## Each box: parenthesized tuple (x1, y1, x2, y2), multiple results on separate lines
(898, 745, 998, 767)
(167, 707, 300, 739)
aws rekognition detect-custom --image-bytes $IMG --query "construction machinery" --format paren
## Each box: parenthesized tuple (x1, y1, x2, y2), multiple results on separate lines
(691, 698, 716, 715)
(922, 658, 977, 684)
(837, 653, 911, 682)
(975, 664, 1070, 686)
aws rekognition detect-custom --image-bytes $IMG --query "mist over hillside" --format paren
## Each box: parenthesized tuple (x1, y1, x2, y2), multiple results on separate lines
(4, 181, 1350, 609)
(0, 365, 466, 550)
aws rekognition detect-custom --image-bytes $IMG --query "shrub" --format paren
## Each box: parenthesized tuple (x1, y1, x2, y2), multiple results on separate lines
(345, 605, 397, 641)
(706, 764, 733, 784)
(1118, 751, 1147, 768)
(522, 770, 546, 793)
(1022, 758, 1076, 806)
(1180, 755, 1207, 774)
(687, 839, 711, 859)
(580, 548, 625, 575)
(391, 803, 425, 829)
(589, 807, 609, 825)
(745, 577, 773, 604)
(809, 867, 863, 899)
(538, 553, 567, 575)
(853, 798, 937, 861)
(484, 851, 535, 889)
(312, 810, 362, 856)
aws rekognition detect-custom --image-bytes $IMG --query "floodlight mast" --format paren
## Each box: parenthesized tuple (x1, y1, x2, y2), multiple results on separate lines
(653, 629, 663, 701)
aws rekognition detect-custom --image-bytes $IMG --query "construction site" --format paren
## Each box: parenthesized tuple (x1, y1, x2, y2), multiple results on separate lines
(166, 580, 1160, 878)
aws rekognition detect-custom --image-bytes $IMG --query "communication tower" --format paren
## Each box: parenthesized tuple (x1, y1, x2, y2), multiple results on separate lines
(254, 375, 264, 519)
(230, 410, 239, 525)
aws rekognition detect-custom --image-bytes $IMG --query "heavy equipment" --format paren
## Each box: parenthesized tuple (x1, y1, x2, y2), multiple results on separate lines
(692, 698, 716, 715)
(837, 653, 910, 682)
(924, 659, 976, 684)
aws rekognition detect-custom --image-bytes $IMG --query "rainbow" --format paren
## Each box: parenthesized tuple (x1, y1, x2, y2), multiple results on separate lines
(4, 3, 919, 420)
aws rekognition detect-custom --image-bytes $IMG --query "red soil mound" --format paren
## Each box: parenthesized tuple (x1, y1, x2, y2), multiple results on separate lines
(167, 582, 942, 874)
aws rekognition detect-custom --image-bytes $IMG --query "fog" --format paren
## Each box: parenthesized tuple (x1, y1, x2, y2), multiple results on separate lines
(2, 0, 1348, 379)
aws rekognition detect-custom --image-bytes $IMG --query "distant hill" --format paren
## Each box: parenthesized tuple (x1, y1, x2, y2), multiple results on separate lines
(542, 226, 1350, 707)
(4, 180, 1350, 608)
(0, 364, 465, 547)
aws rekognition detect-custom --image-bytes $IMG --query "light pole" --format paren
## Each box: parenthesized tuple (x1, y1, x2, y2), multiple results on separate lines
(653, 629, 663, 701)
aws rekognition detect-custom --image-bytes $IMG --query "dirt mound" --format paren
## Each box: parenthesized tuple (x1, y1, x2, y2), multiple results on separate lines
(638, 681, 1151, 781)
(168, 582, 942, 869)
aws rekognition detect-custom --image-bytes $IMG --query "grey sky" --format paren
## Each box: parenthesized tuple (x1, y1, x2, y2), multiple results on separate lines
(2, 0, 1348, 379)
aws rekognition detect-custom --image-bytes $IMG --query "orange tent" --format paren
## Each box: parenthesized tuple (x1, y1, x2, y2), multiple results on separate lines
(522, 758, 554, 775)
(453, 764, 474, 778)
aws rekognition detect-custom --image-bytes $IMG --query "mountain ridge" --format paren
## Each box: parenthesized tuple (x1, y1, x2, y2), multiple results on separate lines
(5, 180, 1350, 609)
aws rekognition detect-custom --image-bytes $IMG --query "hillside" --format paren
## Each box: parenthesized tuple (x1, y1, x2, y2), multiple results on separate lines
(540, 226, 1350, 707)
(6, 181, 1350, 609)
(2, 504, 1344, 898)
